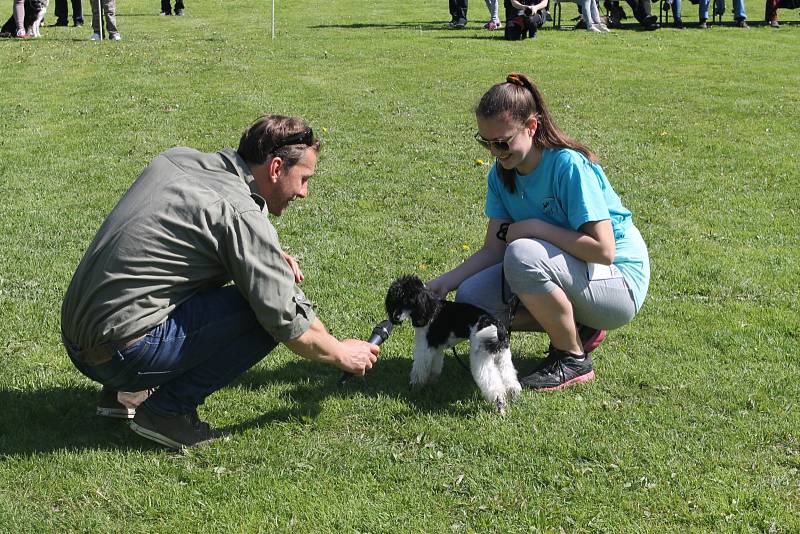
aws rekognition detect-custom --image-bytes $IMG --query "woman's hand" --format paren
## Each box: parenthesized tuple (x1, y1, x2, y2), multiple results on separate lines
(426, 275, 452, 298)
(282, 251, 304, 283)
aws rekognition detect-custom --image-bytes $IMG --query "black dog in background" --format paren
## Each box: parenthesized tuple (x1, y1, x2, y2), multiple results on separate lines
(1, 0, 48, 37)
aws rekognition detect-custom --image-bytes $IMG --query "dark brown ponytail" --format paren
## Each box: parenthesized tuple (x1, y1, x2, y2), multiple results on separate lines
(476, 73, 597, 193)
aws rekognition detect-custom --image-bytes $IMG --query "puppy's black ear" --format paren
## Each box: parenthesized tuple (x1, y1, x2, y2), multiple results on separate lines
(410, 284, 438, 327)
(385, 278, 402, 320)
(386, 276, 414, 323)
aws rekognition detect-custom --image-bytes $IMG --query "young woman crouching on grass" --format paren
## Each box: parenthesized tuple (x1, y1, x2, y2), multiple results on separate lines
(427, 73, 650, 391)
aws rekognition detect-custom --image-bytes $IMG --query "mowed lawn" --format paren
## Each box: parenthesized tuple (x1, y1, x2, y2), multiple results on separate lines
(0, 0, 798, 531)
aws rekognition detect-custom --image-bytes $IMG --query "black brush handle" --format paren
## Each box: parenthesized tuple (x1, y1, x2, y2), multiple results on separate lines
(337, 320, 393, 386)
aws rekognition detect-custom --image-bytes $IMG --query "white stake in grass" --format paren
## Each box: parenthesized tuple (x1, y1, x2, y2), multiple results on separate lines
(98, 0, 104, 40)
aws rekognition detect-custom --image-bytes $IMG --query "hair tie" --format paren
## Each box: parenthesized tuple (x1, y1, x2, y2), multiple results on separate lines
(506, 73, 525, 87)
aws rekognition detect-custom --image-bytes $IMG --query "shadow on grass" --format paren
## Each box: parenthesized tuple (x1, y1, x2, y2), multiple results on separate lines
(0, 350, 545, 455)
(224, 349, 547, 434)
(0, 384, 154, 456)
(309, 20, 449, 31)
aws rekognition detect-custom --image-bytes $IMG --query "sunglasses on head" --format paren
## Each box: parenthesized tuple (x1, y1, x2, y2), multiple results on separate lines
(474, 128, 523, 152)
(274, 128, 314, 149)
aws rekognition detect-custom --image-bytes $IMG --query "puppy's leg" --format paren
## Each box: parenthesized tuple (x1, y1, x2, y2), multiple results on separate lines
(469, 342, 509, 414)
(429, 347, 445, 384)
(497, 347, 522, 401)
(410, 336, 436, 390)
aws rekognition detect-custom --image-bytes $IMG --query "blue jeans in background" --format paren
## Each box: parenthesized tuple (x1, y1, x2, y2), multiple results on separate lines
(669, 0, 683, 19)
(65, 286, 278, 415)
(700, 0, 747, 19)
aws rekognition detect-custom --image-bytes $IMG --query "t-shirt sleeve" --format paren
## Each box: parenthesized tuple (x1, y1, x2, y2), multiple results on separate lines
(554, 152, 611, 231)
(484, 165, 511, 220)
(217, 207, 315, 342)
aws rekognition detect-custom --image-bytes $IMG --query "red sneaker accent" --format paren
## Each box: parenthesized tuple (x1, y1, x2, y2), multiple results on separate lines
(536, 370, 596, 391)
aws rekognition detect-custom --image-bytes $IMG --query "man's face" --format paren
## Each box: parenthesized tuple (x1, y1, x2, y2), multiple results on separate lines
(263, 148, 317, 216)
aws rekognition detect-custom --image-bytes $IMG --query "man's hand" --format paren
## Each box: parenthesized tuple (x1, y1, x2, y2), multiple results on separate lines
(282, 251, 304, 283)
(284, 319, 380, 375)
(337, 339, 380, 376)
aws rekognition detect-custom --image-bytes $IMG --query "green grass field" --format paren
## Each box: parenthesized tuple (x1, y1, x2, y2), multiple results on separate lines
(1, 0, 798, 531)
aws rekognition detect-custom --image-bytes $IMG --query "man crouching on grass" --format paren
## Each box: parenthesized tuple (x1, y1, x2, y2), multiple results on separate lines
(60, 115, 379, 450)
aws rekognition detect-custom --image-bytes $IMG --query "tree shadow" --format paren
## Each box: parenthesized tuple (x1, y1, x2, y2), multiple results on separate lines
(309, 20, 450, 31)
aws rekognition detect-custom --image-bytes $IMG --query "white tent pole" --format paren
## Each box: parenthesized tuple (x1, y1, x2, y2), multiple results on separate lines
(271, 0, 275, 39)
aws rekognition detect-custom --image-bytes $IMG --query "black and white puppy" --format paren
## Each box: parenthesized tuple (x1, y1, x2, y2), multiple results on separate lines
(1, 0, 48, 37)
(385, 275, 521, 414)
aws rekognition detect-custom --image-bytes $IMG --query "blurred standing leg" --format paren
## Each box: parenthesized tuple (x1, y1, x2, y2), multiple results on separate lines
(72, 0, 84, 25)
(54, 0, 69, 25)
(13, 0, 26, 36)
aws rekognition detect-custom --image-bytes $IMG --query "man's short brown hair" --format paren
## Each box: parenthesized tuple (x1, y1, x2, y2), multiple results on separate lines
(237, 115, 322, 168)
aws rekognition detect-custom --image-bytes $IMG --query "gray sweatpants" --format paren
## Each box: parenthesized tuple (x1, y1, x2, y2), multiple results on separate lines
(455, 238, 636, 331)
(13, 0, 24, 33)
(90, 0, 118, 35)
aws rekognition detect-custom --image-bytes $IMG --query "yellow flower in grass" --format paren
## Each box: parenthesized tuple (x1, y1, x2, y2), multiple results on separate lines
(475, 159, 485, 166)
(462, 244, 471, 252)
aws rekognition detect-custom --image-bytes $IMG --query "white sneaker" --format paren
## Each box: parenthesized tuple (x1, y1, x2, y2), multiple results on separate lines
(587, 23, 603, 32)
(110, 32, 121, 40)
(595, 22, 611, 32)
(90, 32, 101, 40)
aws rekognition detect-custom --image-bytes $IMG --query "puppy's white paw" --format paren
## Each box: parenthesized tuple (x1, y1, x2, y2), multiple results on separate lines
(507, 381, 522, 401)
(409, 367, 433, 389)
(495, 397, 507, 416)
(409, 373, 428, 391)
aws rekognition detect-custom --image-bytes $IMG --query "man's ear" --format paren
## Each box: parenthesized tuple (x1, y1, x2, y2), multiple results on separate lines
(267, 156, 284, 183)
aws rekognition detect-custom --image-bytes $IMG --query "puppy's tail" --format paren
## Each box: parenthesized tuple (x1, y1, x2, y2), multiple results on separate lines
(473, 316, 510, 352)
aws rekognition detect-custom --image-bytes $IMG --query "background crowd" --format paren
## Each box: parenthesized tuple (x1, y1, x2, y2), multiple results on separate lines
(450, 0, 797, 36)
(5, 0, 797, 40)
(4, 0, 186, 39)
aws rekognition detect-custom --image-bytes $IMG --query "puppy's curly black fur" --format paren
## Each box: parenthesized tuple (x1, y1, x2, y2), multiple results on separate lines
(385, 275, 509, 353)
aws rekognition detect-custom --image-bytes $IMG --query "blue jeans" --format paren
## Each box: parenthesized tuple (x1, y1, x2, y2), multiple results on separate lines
(64, 286, 278, 415)
(700, 0, 746, 19)
(670, 0, 682, 19)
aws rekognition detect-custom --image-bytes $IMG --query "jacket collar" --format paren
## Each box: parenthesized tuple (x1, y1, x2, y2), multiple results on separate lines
(219, 148, 267, 212)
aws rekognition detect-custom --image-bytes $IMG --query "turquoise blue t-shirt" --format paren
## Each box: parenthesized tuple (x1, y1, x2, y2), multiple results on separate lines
(485, 148, 650, 310)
